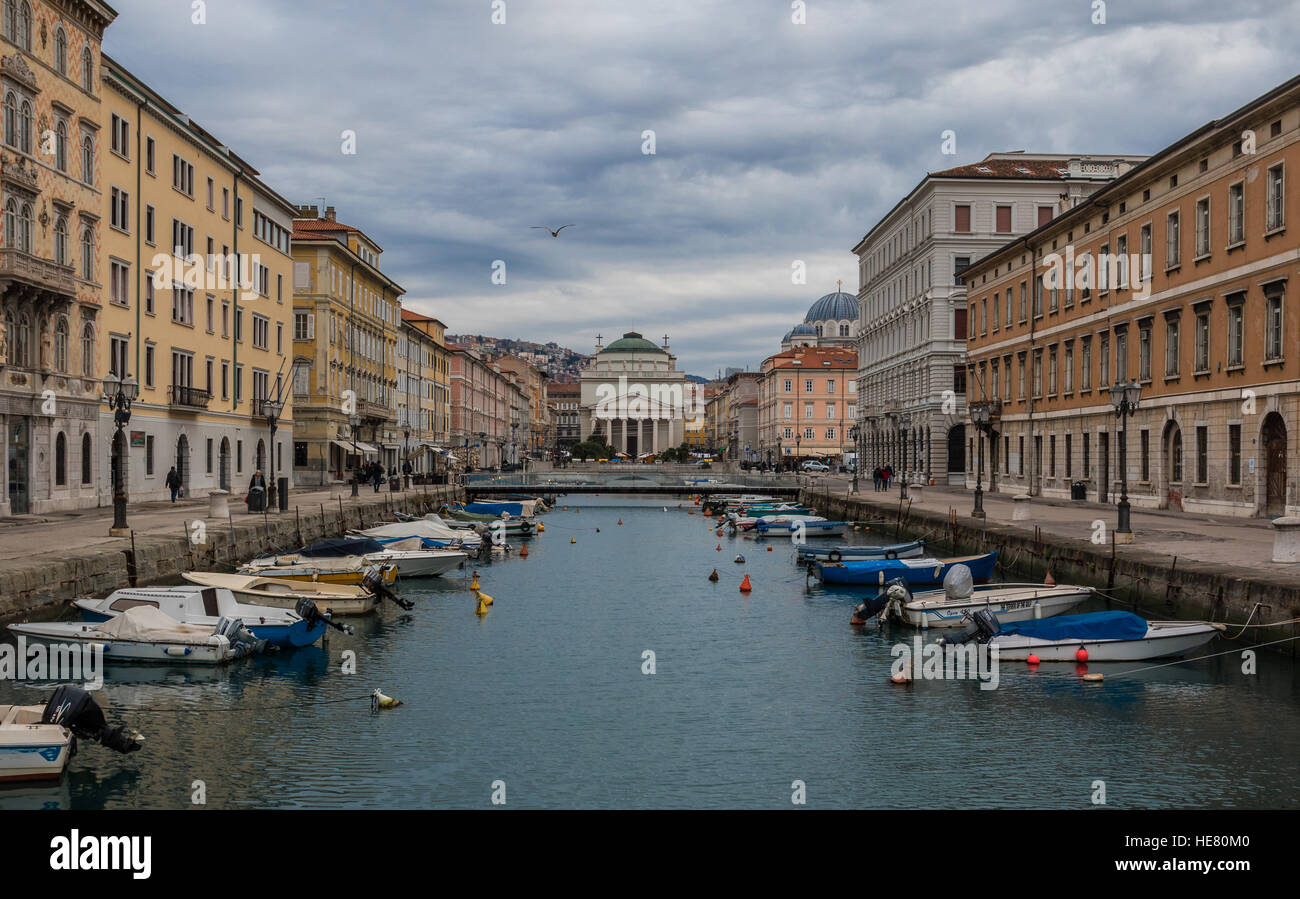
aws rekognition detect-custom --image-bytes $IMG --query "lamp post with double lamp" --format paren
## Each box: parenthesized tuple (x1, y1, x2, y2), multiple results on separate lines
(102, 372, 139, 533)
(263, 397, 283, 511)
(349, 413, 361, 497)
(1110, 379, 1142, 543)
(898, 412, 912, 500)
(970, 401, 991, 518)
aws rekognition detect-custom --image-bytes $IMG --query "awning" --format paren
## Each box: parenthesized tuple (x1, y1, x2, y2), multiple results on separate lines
(331, 439, 379, 455)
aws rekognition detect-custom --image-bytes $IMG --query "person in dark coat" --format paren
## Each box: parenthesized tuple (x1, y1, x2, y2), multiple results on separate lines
(165, 466, 182, 502)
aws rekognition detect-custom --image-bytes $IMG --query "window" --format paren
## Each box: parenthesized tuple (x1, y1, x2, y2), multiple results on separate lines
(1005, 288, 1013, 327)
(207, 177, 214, 210)
(81, 134, 93, 185)
(954, 204, 971, 232)
(1228, 182, 1244, 245)
(1195, 198, 1210, 257)
(109, 259, 129, 306)
(206, 438, 214, 475)
(1116, 330, 1128, 382)
(1018, 282, 1027, 322)
(1165, 317, 1180, 375)
(145, 137, 155, 174)
(222, 187, 229, 219)
(995, 205, 1011, 232)
(109, 335, 127, 378)
(1017, 354, 1026, 400)
(1049, 435, 1056, 478)
(1140, 224, 1152, 281)
(953, 256, 970, 285)
(1163, 211, 1179, 269)
(55, 432, 66, 487)
(81, 432, 92, 484)
(171, 219, 194, 257)
(145, 277, 154, 315)
(1032, 350, 1043, 397)
(804, 402, 814, 419)
(1037, 206, 1053, 227)
(1064, 343, 1074, 394)
(144, 344, 155, 388)
(804, 379, 813, 393)
(1139, 323, 1151, 380)
(252, 314, 269, 350)
(80, 225, 94, 280)
(1099, 333, 1110, 385)
(1226, 296, 1244, 367)
(81, 46, 93, 93)
(1228, 424, 1241, 485)
(172, 154, 194, 196)
(1035, 276, 1046, 317)
(80, 323, 95, 375)
(1048, 345, 1057, 395)
(145, 435, 154, 477)
(953, 306, 967, 340)
(953, 364, 966, 394)
(1115, 234, 1128, 288)
(1081, 337, 1092, 391)
(825, 428, 836, 440)
(1083, 433, 1091, 481)
(1267, 164, 1285, 232)
(145, 205, 155, 244)
(1266, 290, 1284, 361)
(110, 187, 129, 231)
(992, 294, 1000, 330)
(54, 26, 67, 74)
(110, 113, 129, 158)
(53, 318, 68, 372)
(783, 379, 792, 393)
(1196, 426, 1208, 484)
(54, 119, 67, 171)
(1195, 311, 1209, 373)
(1140, 431, 1150, 481)
(172, 284, 194, 326)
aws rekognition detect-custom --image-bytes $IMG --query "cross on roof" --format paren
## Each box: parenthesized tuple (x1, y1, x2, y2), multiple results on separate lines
(663, 334, 670, 345)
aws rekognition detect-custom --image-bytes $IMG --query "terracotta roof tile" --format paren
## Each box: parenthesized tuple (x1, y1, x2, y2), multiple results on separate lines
(929, 158, 1069, 179)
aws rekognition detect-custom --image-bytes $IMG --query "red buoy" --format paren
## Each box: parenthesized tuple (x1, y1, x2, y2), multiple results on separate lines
(1075, 647, 1089, 662)
(1026, 653, 1040, 665)
(739, 574, 752, 592)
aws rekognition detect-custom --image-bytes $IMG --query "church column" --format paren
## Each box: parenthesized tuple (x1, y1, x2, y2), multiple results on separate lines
(621, 418, 629, 454)
(637, 418, 643, 457)
(653, 418, 660, 454)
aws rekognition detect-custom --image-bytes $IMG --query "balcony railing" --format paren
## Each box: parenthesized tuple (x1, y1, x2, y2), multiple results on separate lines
(169, 385, 212, 410)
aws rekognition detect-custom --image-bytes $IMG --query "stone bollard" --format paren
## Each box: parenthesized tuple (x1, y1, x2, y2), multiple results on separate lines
(1271, 516, 1300, 562)
(909, 483, 924, 500)
(208, 489, 229, 519)
(1012, 493, 1032, 521)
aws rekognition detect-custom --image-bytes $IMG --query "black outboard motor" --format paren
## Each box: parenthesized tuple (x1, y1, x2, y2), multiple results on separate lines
(295, 597, 355, 635)
(939, 608, 1002, 646)
(42, 685, 143, 755)
(362, 566, 414, 611)
(215, 617, 272, 656)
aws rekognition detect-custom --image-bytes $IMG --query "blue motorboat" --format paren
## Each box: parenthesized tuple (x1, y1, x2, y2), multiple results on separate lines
(754, 520, 851, 538)
(796, 540, 926, 562)
(815, 552, 997, 587)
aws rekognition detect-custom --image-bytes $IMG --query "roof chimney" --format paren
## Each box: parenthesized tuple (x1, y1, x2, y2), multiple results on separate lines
(324, 206, 337, 222)
(295, 204, 319, 219)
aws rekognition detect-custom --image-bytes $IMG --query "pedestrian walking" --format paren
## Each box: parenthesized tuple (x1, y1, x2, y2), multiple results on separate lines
(165, 466, 181, 502)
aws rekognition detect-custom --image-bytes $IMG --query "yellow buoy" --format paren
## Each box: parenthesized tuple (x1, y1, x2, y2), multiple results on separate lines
(371, 688, 402, 710)
(470, 571, 480, 591)
(476, 598, 488, 616)
(538, 523, 545, 532)
(571, 537, 577, 544)
(475, 590, 494, 606)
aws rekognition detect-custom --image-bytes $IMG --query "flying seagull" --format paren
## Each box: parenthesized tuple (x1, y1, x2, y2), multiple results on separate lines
(531, 224, 575, 237)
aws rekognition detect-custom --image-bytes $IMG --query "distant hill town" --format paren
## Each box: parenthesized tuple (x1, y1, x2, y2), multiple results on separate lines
(445, 335, 592, 382)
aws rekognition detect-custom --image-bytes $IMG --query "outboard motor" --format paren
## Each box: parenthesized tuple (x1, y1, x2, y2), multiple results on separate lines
(362, 566, 414, 611)
(295, 597, 355, 635)
(942, 564, 975, 601)
(940, 608, 1002, 646)
(215, 616, 271, 656)
(42, 685, 143, 755)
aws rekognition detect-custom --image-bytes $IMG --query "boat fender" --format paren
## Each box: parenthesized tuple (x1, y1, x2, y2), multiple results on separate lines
(884, 549, 898, 560)
(827, 550, 842, 562)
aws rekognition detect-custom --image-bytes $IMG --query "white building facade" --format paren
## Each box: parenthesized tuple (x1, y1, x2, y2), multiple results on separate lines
(579, 332, 690, 455)
(853, 153, 1145, 486)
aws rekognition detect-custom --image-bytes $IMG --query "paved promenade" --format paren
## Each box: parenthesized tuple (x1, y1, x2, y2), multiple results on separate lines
(0, 482, 447, 564)
(806, 475, 1288, 571)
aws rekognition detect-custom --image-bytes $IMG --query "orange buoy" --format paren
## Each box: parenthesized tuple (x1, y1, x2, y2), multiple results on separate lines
(766, 546, 773, 552)
(849, 615, 866, 626)
(1026, 653, 1040, 665)
(1075, 647, 1089, 662)
(889, 672, 911, 684)
(519, 544, 529, 557)
(617, 519, 623, 525)
(708, 569, 719, 582)
(716, 544, 722, 551)
(739, 574, 752, 592)
(1044, 570, 1056, 586)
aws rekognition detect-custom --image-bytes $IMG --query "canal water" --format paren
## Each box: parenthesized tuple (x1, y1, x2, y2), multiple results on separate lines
(2, 497, 1298, 809)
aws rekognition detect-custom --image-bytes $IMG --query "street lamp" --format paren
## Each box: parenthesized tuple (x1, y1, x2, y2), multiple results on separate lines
(849, 425, 860, 493)
(102, 372, 139, 533)
(349, 413, 361, 497)
(898, 412, 912, 500)
(795, 433, 802, 474)
(264, 397, 283, 511)
(403, 426, 411, 489)
(1110, 379, 1142, 541)
(971, 402, 991, 518)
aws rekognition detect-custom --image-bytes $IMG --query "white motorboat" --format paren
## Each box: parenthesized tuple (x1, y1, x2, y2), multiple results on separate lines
(889, 582, 1092, 629)
(358, 518, 482, 550)
(253, 536, 466, 579)
(182, 572, 382, 615)
(73, 585, 338, 648)
(942, 609, 1225, 661)
(9, 606, 263, 664)
(0, 686, 142, 782)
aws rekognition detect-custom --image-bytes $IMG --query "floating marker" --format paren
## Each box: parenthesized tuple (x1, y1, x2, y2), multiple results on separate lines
(708, 569, 719, 582)
(739, 574, 752, 592)
(617, 519, 623, 525)
(519, 544, 529, 557)
(1044, 570, 1056, 587)
(716, 544, 722, 551)
(371, 689, 402, 711)
(734, 554, 745, 563)
(1026, 653, 1040, 665)
(571, 537, 577, 544)
(471, 571, 480, 591)
(1075, 647, 1089, 662)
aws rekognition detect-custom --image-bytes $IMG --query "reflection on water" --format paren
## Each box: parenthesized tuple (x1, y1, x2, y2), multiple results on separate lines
(1, 498, 1297, 809)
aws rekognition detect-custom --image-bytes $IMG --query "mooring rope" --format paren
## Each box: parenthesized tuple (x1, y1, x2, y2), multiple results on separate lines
(114, 695, 375, 715)
(1100, 633, 1300, 679)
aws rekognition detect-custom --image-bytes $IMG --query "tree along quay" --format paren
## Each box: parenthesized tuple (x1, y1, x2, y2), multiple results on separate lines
(0, 486, 466, 623)
(802, 488, 1300, 659)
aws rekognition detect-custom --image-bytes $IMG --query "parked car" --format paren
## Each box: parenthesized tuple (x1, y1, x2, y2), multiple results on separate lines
(801, 461, 831, 472)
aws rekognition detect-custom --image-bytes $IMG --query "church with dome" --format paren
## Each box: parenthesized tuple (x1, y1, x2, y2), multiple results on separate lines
(780, 283, 859, 349)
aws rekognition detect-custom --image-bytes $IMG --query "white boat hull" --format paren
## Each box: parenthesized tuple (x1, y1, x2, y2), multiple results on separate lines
(7, 623, 237, 664)
(901, 585, 1092, 629)
(990, 621, 1224, 661)
(371, 550, 466, 578)
(0, 706, 71, 781)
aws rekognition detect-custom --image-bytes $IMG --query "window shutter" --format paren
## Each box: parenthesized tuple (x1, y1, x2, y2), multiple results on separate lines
(306, 313, 315, 339)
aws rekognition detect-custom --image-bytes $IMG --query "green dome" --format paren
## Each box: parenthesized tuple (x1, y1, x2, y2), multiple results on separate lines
(602, 332, 667, 354)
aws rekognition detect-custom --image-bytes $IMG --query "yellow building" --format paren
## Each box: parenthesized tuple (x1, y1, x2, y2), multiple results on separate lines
(401, 308, 450, 478)
(100, 56, 298, 503)
(290, 205, 403, 486)
(0, 0, 117, 516)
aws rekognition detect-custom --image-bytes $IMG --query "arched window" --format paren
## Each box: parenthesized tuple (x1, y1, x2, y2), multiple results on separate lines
(80, 225, 93, 280)
(54, 215, 67, 265)
(55, 120, 67, 171)
(81, 322, 94, 377)
(55, 432, 67, 486)
(81, 134, 93, 184)
(3, 92, 14, 147)
(839, 323, 850, 337)
(81, 46, 93, 93)
(81, 432, 92, 484)
(815, 324, 824, 337)
(54, 317, 68, 372)
(18, 1, 29, 50)
(19, 203, 31, 251)
(2, 2, 13, 43)
(55, 26, 67, 74)
(3, 199, 14, 248)
(19, 99, 30, 153)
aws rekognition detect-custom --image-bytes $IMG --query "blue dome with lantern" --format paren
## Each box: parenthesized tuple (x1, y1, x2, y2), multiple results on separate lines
(804, 290, 859, 324)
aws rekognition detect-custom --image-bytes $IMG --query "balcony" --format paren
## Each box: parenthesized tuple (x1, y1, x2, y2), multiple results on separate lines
(359, 399, 393, 423)
(169, 385, 212, 411)
(0, 247, 77, 297)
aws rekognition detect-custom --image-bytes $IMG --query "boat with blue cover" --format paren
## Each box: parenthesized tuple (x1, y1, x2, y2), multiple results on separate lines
(815, 552, 997, 587)
(796, 540, 926, 562)
(942, 609, 1225, 661)
(754, 519, 851, 538)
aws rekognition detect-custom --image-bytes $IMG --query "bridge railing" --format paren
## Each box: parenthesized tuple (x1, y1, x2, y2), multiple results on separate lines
(463, 472, 802, 491)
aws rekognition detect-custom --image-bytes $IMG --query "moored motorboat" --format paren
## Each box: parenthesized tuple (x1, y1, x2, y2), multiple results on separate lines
(869, 567, 1091, 628)
(73, 585, 336, 648)
(9, 606, 266, 664)
(942, 609, 1225, 661)
(816, 552, 997, 587)
(268, 536, 467, 579)
(359, 517, 482, 550)
(0, 686, 142, 782)
(181, 571, 394, 615)
(754, 519, 850, 538)
(796, 540, 926, 562)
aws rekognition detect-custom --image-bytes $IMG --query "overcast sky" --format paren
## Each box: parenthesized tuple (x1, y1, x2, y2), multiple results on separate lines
(104, 0, 1300, 377)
